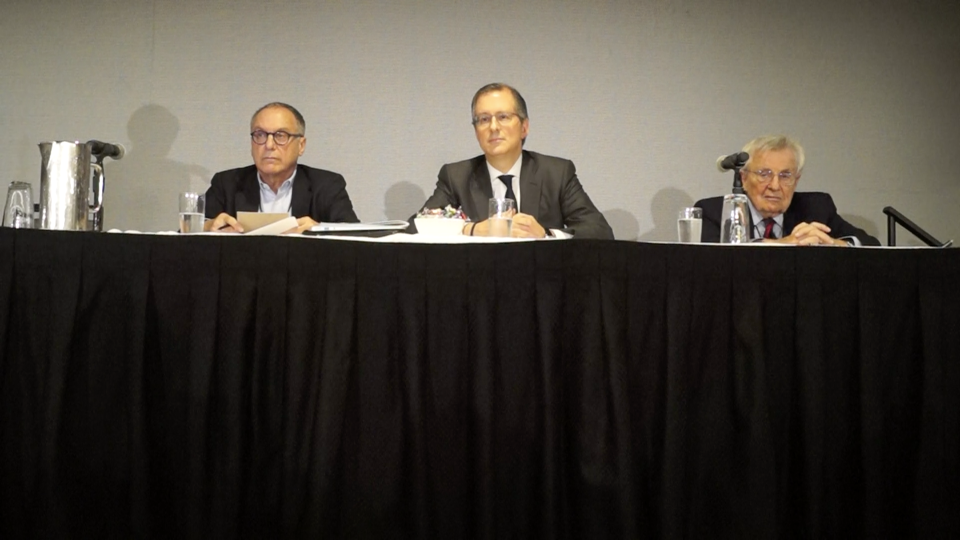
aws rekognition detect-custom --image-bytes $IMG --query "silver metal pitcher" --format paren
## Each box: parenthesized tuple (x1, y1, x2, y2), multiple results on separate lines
(37, 140, 121, 231)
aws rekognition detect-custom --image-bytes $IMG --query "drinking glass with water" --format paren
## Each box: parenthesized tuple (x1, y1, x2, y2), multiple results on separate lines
(488, 198, 516, 237)
(179, 192, 205, 233)
(677, 207, 702, 243)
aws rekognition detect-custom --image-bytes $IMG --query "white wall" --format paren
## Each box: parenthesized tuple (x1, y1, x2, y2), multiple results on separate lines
(2, 0, 958, 244)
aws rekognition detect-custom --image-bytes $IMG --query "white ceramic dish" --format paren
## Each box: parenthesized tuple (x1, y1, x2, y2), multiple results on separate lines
(414, 217, 466, 236)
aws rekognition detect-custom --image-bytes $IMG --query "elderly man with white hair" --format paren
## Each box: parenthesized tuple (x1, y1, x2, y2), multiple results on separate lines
(695, 134, 880, 246)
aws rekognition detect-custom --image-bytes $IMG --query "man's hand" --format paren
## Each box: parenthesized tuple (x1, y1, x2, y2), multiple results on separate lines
(204, 213, 243, 233)
(776, 222, 847, 246)
(287, 216, 318, 234)
(511, 213, 546, 238)
(466, 219, 491, 236)
(465, 213, 546, 238)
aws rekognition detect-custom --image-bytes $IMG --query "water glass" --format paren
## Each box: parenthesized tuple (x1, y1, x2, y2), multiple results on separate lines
(487, 197, 516, 237)
(720, 193, 750, 244)
(2, 182, 34, 229)
(179, 192, 205, 233)
(677, 207, 702, 243)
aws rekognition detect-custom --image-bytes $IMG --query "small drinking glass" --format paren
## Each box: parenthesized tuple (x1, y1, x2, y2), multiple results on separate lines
(179, 192, 205, 233)
(677, 207, 702, 243)
(487, 198, 516, 237)
(2, 182, 34, 229)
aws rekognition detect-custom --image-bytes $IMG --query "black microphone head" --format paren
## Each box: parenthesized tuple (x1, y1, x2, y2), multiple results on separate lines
(717, 151, 751, 172)
(87, 140, 106, 154)
(716, 155, 729, 173)
(87, 140, 125, 160)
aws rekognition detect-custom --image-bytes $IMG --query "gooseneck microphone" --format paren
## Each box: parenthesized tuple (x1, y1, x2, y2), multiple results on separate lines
(715, 151, 749, 194)
(87, 140, 126, 160)
(716, 151, 749, 172)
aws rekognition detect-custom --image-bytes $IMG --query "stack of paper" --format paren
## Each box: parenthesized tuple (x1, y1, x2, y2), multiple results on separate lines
(237, 212, 299, 235)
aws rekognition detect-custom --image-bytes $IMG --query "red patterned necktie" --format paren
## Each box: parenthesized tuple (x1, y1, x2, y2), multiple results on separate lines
(762, 218, 776, 239)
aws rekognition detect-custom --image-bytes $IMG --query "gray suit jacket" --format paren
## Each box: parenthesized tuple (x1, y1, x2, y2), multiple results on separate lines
(414, 151, 613, 239)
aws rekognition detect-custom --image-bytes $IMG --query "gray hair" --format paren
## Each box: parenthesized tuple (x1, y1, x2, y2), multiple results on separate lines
(742, 134, 805, 173)
(251, 102, 306, 135)
(471, 83, 529, 122)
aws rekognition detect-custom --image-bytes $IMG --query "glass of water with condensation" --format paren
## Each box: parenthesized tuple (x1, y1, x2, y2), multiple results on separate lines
(179, 192, 205, 233)
(677, 207, 702, 243)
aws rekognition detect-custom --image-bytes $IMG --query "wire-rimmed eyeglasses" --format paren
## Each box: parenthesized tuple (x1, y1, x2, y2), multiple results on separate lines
(744, 168, 798, 187)
(472, 112, 521, 128)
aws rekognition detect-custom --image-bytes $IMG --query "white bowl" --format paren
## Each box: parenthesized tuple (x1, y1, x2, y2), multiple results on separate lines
(414, 217, 466, 236)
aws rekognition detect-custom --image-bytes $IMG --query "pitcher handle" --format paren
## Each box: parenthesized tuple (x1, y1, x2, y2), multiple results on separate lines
(89, 163, 104, 213)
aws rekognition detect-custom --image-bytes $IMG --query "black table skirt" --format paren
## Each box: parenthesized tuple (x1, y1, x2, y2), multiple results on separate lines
(1, 228, 958, 539)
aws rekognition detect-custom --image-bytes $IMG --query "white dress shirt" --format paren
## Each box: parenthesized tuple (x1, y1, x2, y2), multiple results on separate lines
(485, 158, 522, 209)
(485, 157, 569, 239)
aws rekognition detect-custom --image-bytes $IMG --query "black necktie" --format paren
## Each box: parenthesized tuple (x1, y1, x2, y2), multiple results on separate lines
(498, 174, 516, 207)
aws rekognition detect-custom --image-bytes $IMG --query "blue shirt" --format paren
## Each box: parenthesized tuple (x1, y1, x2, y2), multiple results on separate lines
(257, 170, 296, 214)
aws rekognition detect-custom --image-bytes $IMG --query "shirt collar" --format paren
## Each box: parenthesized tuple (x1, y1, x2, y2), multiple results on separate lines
(746, 197, 783, 237)
(257, 168, 297, 193)
(485, 155, 522, 183)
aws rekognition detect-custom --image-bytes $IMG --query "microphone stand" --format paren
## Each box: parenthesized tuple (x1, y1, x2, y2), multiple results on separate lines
(722, 153, 750, 242)
(732, 168, 744, 195)
(720, 151, 748, 195)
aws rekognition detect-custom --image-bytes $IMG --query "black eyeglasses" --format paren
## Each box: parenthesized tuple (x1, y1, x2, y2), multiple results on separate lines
(250, 130, 303, 146)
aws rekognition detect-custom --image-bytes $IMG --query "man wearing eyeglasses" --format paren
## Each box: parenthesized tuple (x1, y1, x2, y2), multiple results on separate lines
(696, 135, 880, 246)
(203, 102, 358, 233)
(413, 83, 613, 239)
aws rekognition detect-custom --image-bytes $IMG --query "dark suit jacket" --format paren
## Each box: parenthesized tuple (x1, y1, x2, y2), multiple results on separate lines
(204, 164, 359, 223)
(695, 191, 880, 246)
(412, 150, 613, 239)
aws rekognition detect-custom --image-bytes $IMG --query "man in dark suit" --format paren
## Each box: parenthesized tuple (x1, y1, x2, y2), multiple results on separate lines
(695, 135, 880, 246)
(414, 83, 613, 239)
(204, 102, 358, 233)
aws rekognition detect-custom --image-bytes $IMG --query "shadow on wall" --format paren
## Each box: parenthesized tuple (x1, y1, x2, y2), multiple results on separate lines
(107, 104, 209, 232)
(384, 181, 427, 220)
(843, 213, 882, 245)
(603, 209, 640, 241)
(635, 187, 695, 242)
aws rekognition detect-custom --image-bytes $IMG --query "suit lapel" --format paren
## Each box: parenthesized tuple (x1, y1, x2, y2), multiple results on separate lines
(236, 167, 261, 213)
(290, 165, 311, 218)
(468, 158, 493, 220)
(782, 204, 798, 237)
(519, 151, 541, 216)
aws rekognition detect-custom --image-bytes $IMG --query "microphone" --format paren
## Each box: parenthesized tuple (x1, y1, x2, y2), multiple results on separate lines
(716, 151, 749, 172)
(87, 140, 125, 160)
